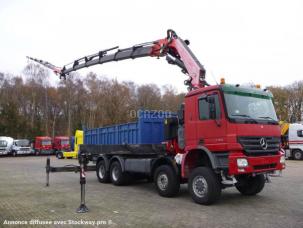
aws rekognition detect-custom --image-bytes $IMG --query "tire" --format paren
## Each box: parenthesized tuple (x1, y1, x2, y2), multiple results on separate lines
(188, 167, 221, 205)
(235, 174, 265, 196)
(293, 150, 303, 160)
(110, 161, 129, 186)
(97, 160, 110, 183)
(154, 165, 180, 197)
(56, 152, 63, 159)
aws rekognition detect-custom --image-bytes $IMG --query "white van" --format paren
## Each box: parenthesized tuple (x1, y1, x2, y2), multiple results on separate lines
(284, 123, 303, 160)
(0, 136, 14, 156)
(12, 139, 33, 156)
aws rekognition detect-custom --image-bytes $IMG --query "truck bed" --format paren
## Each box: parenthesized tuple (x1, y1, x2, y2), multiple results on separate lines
(80, 144, 167, 161)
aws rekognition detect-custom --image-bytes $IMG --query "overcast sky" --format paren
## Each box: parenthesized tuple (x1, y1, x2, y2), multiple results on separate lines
(0, 0, 302, 92)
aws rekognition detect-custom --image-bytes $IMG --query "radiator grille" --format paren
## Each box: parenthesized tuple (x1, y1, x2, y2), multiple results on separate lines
(238, 136, 280, 156)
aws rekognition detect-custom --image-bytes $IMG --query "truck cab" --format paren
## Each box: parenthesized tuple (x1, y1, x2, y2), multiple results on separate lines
(12, 139, 33, 156)
(52, 136, 70, 157)
(57, 130, 83, 159)
(178, 83, 284, 175)
(282, 123, 303, 160)
(0, 136, 14, 156)
(34, 136, 53, 155)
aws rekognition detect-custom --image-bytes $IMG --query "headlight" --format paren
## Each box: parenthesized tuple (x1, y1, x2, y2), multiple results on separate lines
(280, 155, 285, 164)
(237, 158, 248, 168)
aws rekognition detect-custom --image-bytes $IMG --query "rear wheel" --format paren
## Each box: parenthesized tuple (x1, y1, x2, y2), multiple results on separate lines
(293, 150, 303, 160)
(235, 174, 265, 196)
(97, 160, 110, 183)
(154, 165, 180, 197)
(110, 161, 129, 186)
(188, 167, 221, 205)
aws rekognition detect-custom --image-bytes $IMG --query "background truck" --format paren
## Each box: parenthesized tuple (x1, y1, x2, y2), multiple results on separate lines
(29, 29, 285, 205)
(52, 136, 70, 157)
(11, 139, 33, 156)
(0, 136, 14, 156)
(57, 130, 83, 159)
(281, 122, 303, 160)
(33, 136, 53, 155)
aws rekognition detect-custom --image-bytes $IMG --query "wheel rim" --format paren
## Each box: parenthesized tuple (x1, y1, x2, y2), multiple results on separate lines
(157, 173, 168, 191)
(294, 152, 301, 159)
(99, 164, 106, 179)
(112, 166, 119, 181)
(192, 175, 208, 198)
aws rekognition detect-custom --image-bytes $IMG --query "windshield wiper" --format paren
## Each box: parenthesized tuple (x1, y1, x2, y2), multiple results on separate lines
(257, 116, 278, 122)
(231, 114, 258, 123)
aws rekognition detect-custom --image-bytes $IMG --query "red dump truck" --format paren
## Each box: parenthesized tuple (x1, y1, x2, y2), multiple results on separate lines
(29, 30, 285, 205)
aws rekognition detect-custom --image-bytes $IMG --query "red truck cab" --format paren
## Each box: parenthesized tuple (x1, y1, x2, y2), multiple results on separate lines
(34, 136, 53, 155)
(52, 136, 70, 153)
(177, 84, 285, 176)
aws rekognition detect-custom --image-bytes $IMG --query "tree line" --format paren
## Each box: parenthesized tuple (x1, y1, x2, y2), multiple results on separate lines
(0, 63, 184, 139)
(0, 63, 302, 139)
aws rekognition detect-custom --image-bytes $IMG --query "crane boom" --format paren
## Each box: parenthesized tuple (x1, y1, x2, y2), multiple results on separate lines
(27, 30, 207, 89)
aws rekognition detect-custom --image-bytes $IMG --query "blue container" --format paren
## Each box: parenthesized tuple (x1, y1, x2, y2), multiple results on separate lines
(85, 110, 176, 145)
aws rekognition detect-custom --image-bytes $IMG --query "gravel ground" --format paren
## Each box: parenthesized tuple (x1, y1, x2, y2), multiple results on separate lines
(0, 156, 302, 228)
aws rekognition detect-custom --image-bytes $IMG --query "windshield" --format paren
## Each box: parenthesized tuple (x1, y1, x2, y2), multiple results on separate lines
(0, 140, 7, 147)
(61, 140, 69, 145)
(15, 140, 30, 147)
(42, 140, 51, 146)
(224, 93, 278, 123)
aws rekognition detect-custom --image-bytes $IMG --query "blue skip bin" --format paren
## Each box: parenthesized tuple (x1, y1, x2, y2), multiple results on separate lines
(84, 110, 176, 145)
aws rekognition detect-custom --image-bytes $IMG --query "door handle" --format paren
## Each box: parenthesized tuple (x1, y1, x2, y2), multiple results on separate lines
(198, 138, 204, 145)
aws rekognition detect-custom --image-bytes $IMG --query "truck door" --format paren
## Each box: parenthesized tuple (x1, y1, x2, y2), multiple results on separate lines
(196, 92, 227, 151)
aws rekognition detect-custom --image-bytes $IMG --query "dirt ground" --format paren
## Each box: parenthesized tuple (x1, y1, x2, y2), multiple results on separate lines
(0, 156, 302, 228)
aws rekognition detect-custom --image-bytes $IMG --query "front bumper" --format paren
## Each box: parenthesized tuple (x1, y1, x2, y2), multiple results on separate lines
(228, 151, 285, 175)
(0, 151, 8, 155)
(63, 151, 77, 158)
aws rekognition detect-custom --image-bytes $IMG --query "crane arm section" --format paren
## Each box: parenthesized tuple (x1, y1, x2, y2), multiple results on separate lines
(27, 30, 207, 89)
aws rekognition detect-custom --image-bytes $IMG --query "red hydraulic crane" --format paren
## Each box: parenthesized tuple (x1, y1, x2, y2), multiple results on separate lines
(27, 29, 207, 90)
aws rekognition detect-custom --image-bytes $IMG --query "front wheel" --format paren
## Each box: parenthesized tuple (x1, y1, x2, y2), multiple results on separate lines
(12, 151, 17, 157)
(188, 167, 221, 205)
(154, 165, 180, 197)
(235, 174, 265, 196)
(56, 152, 63, 159)
(293, 150, 303, 160)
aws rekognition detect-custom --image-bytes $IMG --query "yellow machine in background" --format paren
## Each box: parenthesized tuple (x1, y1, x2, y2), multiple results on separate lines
(62, 130, 83, 159)
(280, 121, 290, 136)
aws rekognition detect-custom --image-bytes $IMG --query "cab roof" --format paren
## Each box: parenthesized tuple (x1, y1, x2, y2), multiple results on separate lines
(186, 84, 273, 98)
